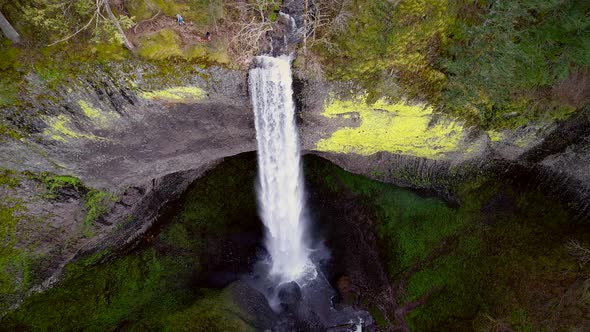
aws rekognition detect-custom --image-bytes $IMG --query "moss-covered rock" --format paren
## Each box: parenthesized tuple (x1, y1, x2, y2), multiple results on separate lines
(135, 29, 230, 65)
(186, 38, 231, 64)
(141, 86, 206, 103)
(305, 155, 590, 331)
(42, 114, 103, 142)
(0, 154, 261, 329)
(138, 29, 184, 60)
(0, 199, 29, 297)
(316, 96, 466, 159)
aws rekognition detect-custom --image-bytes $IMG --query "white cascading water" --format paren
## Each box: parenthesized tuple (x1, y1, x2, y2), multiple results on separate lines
(249, 55, 314, 283)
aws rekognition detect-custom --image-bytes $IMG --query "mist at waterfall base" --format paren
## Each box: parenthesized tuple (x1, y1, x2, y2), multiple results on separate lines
(248, 56, 373, 330)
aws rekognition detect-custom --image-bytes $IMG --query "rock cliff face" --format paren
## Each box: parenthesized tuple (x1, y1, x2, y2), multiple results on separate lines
(1, 61, 589, 315)
(5, 64, 590, 194)
(1, 65, 252, 189)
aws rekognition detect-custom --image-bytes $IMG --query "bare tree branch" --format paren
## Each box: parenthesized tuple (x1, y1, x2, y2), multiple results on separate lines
(133, 9, 160, 34)
(227, 0, 276, 65)
(47, 12, 96, 46)
(47, 0, 134, 51)
(103, 0, 134, 51)
(0, 10, 20, 44)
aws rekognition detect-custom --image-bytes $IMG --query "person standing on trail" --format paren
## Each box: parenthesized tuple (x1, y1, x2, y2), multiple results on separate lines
(176, 14, 184, 25)
(205, 31, 211, 41)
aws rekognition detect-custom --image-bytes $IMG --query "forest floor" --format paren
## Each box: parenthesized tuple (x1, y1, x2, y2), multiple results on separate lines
(127, 14, 212, 48)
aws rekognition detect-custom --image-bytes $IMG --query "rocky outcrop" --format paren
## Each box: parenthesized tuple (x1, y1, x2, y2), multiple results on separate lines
(1, 59, 589, 317)
(1, 64, 252, 190)
(298, 79, 590, 219)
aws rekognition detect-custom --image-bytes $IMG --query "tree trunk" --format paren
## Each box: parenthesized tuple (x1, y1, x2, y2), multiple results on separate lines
(0, 11, 20, 44)
(103, 1, 135, 51)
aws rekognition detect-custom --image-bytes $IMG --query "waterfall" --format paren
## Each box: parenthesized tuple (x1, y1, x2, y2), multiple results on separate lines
(249, 55, 313, 283)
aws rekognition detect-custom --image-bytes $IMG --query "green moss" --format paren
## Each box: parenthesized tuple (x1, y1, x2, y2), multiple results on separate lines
(0, 40, 20, 71)
(316, 97, 465, 159)
(405, 235, 486, 329)
(0, 37, 131, 112)
(163, 287, 253, 332)
(308, 157, 472, 274)
(312, 0, 454, 101)
(509, 308, 535, 332)
(161, 222, 196, 250)
(35, 64, 66, 89)
(136, 27, 229, 65)
(168, 155, 258, 237)
(366, 304, 388, 328)
(0, 168, 20, 188)
(305, 155, 586, 330)
(186, 41, 230, 65)
(0, 155, 259, 330)
(141, 86, 206, 103)
(42, 174, 84, 195)
(0, 39, 22, 108)
(125, 0, 160, 20)
(83, 190, 117, 237)
(0, 199, 29, 300)
(36, 172, 117, 237)
(186, 44, 208, 59)
(0, 123, 23, 141)
(90, 41, 130, 63)
(0, 77, 19, 109)
(1, 248, 196, 331)
(138, 29, 184, 60)
(376, 194, 471, 273)
(72, 248, 113, 270)
(513, 131, 539, 149)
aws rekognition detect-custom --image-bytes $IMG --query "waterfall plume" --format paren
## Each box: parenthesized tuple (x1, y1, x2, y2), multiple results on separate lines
(249, 55, 314, 284)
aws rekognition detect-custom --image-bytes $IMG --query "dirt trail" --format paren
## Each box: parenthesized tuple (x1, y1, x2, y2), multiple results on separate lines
(127, 14, 212, 48)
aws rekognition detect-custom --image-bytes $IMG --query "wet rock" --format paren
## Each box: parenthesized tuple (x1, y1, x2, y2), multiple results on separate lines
(480, 191, 518, 224)
(277, 281, 303, 310)
(229, 280, 278, 330)
(336, 276, 360, 307)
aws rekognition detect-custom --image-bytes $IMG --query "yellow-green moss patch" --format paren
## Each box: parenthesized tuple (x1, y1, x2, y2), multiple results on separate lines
(136, 28, 230, 64)
(186, 42, 230, 65)
(138, 29, 184, 60)
(141, 86, 205, 103)
(487, 130, 503, 142)
(43, 115, 101, 142)
(316, 97, 465, 159)
(78, 101, 114, 126)
(514, 132, 539, 149)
